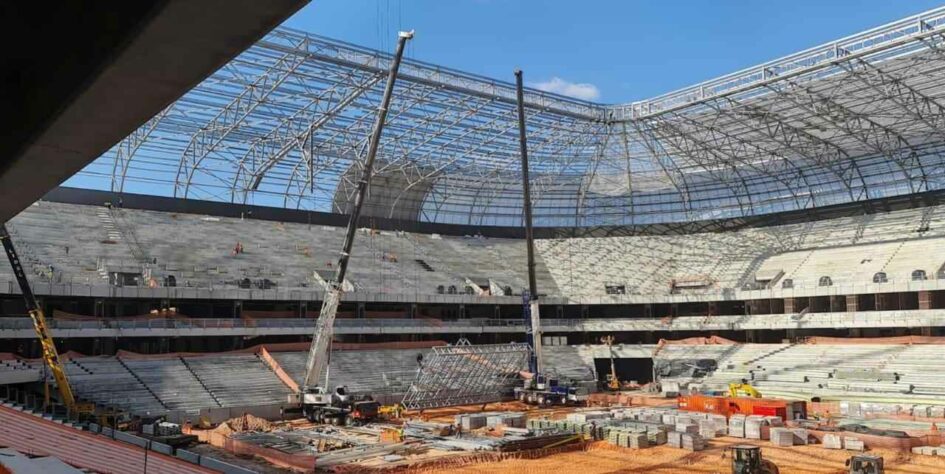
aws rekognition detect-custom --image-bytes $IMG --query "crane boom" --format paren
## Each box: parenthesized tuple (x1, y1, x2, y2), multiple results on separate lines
(301, 30, 414, 394)
(515, 70, 543, 375)
(0, 224, 83, 415)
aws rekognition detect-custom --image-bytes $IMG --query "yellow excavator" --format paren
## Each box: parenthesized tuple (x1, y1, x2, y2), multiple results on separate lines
(1, 224, 93, 419)
(729, 381, 761, 398)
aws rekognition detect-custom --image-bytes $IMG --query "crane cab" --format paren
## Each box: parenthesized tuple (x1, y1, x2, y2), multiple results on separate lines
(730, 445, 779, 474)
(846, 455, 883, 474)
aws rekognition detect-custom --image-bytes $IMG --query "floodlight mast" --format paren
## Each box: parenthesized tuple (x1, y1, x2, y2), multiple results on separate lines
(515, 69, 542, 376)
(301, 30, 414, 396)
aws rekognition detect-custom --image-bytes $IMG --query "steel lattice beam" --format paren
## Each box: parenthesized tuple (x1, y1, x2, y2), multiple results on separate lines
(401, 342, 530, 410)
(78, 6, 945, 227)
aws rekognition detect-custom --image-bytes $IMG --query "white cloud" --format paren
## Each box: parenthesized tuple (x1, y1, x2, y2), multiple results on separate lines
(531, 77, 601, 101)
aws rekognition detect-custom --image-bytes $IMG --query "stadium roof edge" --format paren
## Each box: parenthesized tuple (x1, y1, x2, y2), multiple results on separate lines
(41, 185, 945, 240)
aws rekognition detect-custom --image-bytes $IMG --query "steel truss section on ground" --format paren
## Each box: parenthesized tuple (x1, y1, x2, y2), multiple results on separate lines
(401, 342, 530, 410)
(83, 6, 945, 228)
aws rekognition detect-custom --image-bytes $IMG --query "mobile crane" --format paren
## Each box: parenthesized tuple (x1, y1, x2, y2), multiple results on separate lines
(510, 70, 579, 407)
(0, 224, 93, 419)
(297, 30, 413, 425)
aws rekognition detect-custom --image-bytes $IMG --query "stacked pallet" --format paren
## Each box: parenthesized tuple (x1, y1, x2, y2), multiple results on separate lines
(770, 428, 794, 447)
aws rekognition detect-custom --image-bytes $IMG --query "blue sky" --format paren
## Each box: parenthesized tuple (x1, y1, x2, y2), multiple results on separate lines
(284, 0, 945, 103)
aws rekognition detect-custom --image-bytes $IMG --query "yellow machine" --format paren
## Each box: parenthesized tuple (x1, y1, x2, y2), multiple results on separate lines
(1, 225, 93, 418)
(728, 382, 761, 398)
(378, 404, 404, 419)
(601, 335, 621, 391)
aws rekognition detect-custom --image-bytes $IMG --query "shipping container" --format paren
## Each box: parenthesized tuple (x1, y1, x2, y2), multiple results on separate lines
(677, 395, 805, 420)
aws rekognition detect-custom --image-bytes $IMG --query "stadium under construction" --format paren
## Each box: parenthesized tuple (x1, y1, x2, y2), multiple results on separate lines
(7, 3, 945, 473)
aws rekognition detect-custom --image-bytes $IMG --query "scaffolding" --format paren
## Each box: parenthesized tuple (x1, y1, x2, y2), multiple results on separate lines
(401, 342, 530, 410)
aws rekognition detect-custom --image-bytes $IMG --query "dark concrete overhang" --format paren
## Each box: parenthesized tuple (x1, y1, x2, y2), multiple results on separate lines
(0, 0, 308, 223)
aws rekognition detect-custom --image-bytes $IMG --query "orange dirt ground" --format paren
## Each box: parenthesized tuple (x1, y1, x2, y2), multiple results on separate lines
(420, 437, 945, 474)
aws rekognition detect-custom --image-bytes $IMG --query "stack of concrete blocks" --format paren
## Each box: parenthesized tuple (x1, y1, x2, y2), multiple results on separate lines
(485, 413, 526, 428)
(628, 432, 649, 449)
(681, 433, 706, 451)
(930, 406, 945, 418)
(566, 411, 611, 423)
(667, 431, 682, 448)
(912, 446, 941, 456)
(647, 429, 668, 446)
(661, 413, 676, 426)
(605, 427, 649, 449)
(745, 416, 766, 439)
(914, 405, 930, 418)
(640, 411, 664, 424)
(790, 428, 809, 445)
(843, 437, 866, 452)
(728, 414, 747, 438)
(675, 421, 699, 435)
(823, 433, 843, 449)
(770, 427, 794, 447)
(456, 414, 487, 430)
(698, 414, 728, 438)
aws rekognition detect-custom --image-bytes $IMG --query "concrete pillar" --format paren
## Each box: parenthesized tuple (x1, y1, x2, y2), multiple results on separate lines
(846, 295, 858, 312)
(919, 291, 932, 310)
(410, 303, 417, 319)
(299, 301, 308, 318)
(784, 298, 795, 313)
(357, 302, 365, 319)
(876, 293, 889, 311)
(644, 304, 653, 318)
(829, 295, 845, 312)
(232, 300, 242, 319)
(459, 304, 465, 319)
(494, 305, 501, 319)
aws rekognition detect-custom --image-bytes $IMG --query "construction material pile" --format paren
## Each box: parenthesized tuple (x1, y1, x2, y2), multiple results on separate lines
(524, 406, 790, 451)
(211, 413, 272, 436)
(454, 412, 526, 430)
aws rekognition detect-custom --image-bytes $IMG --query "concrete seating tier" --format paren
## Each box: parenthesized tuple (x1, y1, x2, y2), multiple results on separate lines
(273, 349, 427, 397)
(122, 358, 220, 413)
(63, 357, 166, 415)
(182, 354, 291, 407)
(8, 200, 945, 297)
(669, 343, 945, 401)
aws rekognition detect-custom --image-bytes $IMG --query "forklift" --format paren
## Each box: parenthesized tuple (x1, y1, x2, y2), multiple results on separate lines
(730, 445, 779, 474)
(846, 454, 883, 474)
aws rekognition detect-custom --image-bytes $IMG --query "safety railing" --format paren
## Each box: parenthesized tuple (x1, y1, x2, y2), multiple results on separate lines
(3, 310, 945, 334)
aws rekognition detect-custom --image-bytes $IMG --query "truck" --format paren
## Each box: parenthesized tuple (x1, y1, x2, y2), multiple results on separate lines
(514, 373, 580, 406)
(301, 386, 380, 425)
